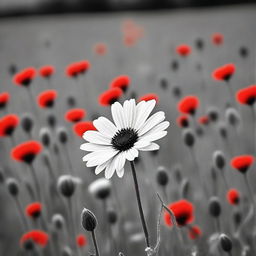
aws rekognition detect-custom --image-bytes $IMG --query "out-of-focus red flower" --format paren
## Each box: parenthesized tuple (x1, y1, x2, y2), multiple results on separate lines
(39, 66, 55, 78)
(76, 234, 87, 247)
(73, 121, 97, 137)
(66, 62, 80, 78)
(236, 85, 256, 106)
(226, 189, 240, 205)
(0, 92, 10, 109)
(37, 90, 57, 108)
(110, 75, 130, 92)
(230, 155, 254, 174)
(176, 44, 191, 57)
(164, 199, 194, 227)
(77, 60, 91, 74)
(188, 225, 202, 240)
(65, 108, 86, 123)
(13, 67, 37, 87)
(98, 88, 123, 106)
(212, 64, 236, 82)
(94, 43, 107, 56)
(20, 230, 49, 248)
(138, 93, 159, 103)
(198, 116, 209, 125)
(212, 33, 224, 45)
(0, 114, 19, 137)
(11, 141, 42, 164)
(25, 202, 42, 218)
(177, 96, 200, 115)
(176, 115, 189, 128)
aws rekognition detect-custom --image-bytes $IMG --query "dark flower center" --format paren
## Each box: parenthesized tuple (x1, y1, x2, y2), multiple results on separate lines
(176, 213, 190, 226)
(111, 128, 138, 151)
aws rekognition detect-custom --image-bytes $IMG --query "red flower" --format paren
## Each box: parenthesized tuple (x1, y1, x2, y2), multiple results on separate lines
(188, 225, 202, 240)
(110, 75, 130, 92)
(212, 33, 224, 45)
(13, 67, 37, 87)
(212, 64, 236, 82)
(76, 234, 87, 247)
(236, 85, 256, 106)
(164, 199, 194, 227)
(138, 93, 159, 103)
(94, 43, 107, 56)
(66, 62, 80, 78)
(176, 115, 189, 128)
(177, 96, 200, 115)
(73, 121, 97, 137)
(0, 114, 19, 137)
(0, 92, 10, 109)
(176, 44, 191, 57)
(39, 66, 55, 78)
(37, 90, 57, 108)
(226, 189, 240, 205)
(230, 155, 254, 173)
(20, 230, 49, 248)
(65, 108, 86, 123)
(77, 60, 91, 74)
(25, 202, 42, 218)
(198, 116, 209, 125)
(98, 88, 123, 106)
(11, 141, 42, 164)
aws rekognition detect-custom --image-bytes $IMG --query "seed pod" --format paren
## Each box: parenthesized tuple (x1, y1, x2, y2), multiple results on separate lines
(181, 178, 190, 199)
(207, 107, 219, 123)
(57, 175, 75, 197)
(67, 96, 76, 107)
(107, 209, 118, 224)
(233, 209, 242, 228)
(47, 113, 57, 129)
(213, 151, 226, 170)
(195, 38, 204, 51)
(81, 208, 97, 232)
(8, 64, 17, 75)
(159, 77, 168, 90)
(195, 126, 204, 137)
(209, 197, 221, 218)
(156, 166, 169, 186)
(21, 113, 34, 134)
(225, 107, 240, 127)
(172, 86, 182, 99)
(173, 164, 182, 184)
(88, 178, 111, 200)
(57, 127, 68, 144)
(52, 214, 65, 229)
(219, 234, 232, 252)
(170, 59, 179, 72)
(218, 122, 228, 139)
(39, 127, 51, 147)
(239, 46, 249, 58)
(23, 239, 34, 251)
(182, 129, 195, 147)
(6, 178, 19, 196)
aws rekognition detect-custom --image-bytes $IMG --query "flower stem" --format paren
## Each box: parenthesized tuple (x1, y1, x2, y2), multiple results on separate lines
(130, 161, 150, 248)
(91, 230, 100, 256)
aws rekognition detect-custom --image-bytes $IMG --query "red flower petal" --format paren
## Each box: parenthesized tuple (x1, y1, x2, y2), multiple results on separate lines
(37, 90, 57, 108)
(198, 116, 209, 125)
(66, 62, 80, 78)
(176, 115, 189, 128)
(138, 93, 159, 103)
(94, 43, 107, 56)
(177, 96, 200, 115)
(25, 202, 42, 218)
(13, 67, 37, 87)
(212, 64, 236, 81)
(176, 44, 191, 57)
(226, 189, 240, 205)
(0, 114, 19, 137)
(0, 92, 10, 108)
(98, 88, 123, 106)
(236, 85, 256, 105)
(188, 225, 202, 240)
(76, 234, 87, 247)
(212, 33, 224, 45)
(73, 121, 97, 137)
(39, 65, 55, 78)
(11, 141, 42, 163)
(230, 155, 254, 173)
(77, 60, 91, 74)
(110, 75, 130, 92)
(65, 108, 86, 123)
(20, 230, 49, 248)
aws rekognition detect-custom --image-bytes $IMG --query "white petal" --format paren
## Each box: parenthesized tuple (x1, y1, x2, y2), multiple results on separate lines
(85, 150, 118, 167)
(140, 143, 160, 151)
(134, 140, 150, 149)
(117, 168, 125, 178)
(140, 121, 170, 140)
(83, 131, 111, 145)
(93, 117, 117, 138)
(138, 111, 165, 136)
(111, 102, 125, 129)
(123, 99, 136, 128)
(95, 160, 111, 175)
(105, 157, 117, 179)
(80, 143, 111, 152)
(115, 152, 126, 173)
(141, 131, 168, 143)
(125, 148, 139, 161)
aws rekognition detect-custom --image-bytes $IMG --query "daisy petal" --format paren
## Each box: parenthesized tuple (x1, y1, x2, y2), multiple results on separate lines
(95, 160, 111, 175)
(134, 140, 150, 149)
(111, 102, 125, 129)
(141, 131, 168, 143)
(117, 168, 125, 178)
(93, 117, 117, 138)
(140, 143, 160, 151)
(125, 148, 139, 161)
(141, 121, 170, 139)
(83, 131, 111, 145)
(123, 99, 136, 128)
(80, 143, 111, 152)
(105, 157, 117, 179)
(115, 152, 126, 173)
(85, 150, 118, 167)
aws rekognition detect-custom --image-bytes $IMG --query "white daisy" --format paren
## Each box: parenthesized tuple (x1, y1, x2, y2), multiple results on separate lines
(80, 99, 170, 179)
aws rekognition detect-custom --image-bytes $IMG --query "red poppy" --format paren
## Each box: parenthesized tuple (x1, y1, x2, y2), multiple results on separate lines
(188, 225, 202, 240)
(39, 65, 55, 78)
(230, 155, 254, 173)
(176, 44, 191, 57)
(65, 108, 86, 123)
(138, 93, 159, 103)
(212, 64, 236, 82)
(177, 96, 200, 115)
(77, 60, 91, 74)
(198, 116, 209, 125)
(66, 62, 80, 78)
(25, 202, 42, 218)
(110, 75, 130, 92)
(164, 199, 194, 227)
(226, 189, 240, 205)
(11, 141, 42, 164)
(20, 230, 49, 248)
(0, 92, 10, 109)
(13, 67, 37, 87)
(76, 234, 87, 247)
(98, 88, 123, 106)
(212, 33, 224, 45)
(73, 121, 97, 137)
(37, 90, 57, 108)
(176, 115, 189, 128)
(236, 85, 256, 106)
(0, 114, 19, 137)
(94, 43, 107, 56)
(123, 35, 136, 47)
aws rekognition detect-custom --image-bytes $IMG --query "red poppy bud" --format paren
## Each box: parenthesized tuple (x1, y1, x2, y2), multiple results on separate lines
(20, 230, 49, 248)
(188, 225, 202, 240)
(37, 90, 57, 108)
(176, 44, 191, 57)
(236, 85, 256, 106)
(25, 202, 42, 218)
(39, 65, 55, 78)
(76, 234, 87, 247)
(0, 92, 10, 109)
(138, 93, 159, 103)
(198, 116, 209, 125)
(13, 67, 37, 87)
(212, 64, 236, 82)
(178, 96, 200, 115)
(176, 115, 189, 128)
(65, 108, 86, 123)
(110, 75, 130, 92)
(94, 43, 107, 56)
(227, 189, 240, 205)
(73, 121, 97, 137)
(230, 155, 254, 174)
(98, 88, 123, 106)
(212, 33, 224, 45)
(0, 114, 19, 137)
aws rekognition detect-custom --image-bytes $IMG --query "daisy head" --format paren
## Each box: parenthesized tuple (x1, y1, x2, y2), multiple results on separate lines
(80, 99, 169, 179)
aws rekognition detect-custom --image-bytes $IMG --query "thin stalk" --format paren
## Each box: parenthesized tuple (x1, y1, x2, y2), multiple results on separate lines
(29, 164, 42, 202)
(15, 197, 29, 230)
(244, 174, 255, 210)
(91, 230, 100, 256)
